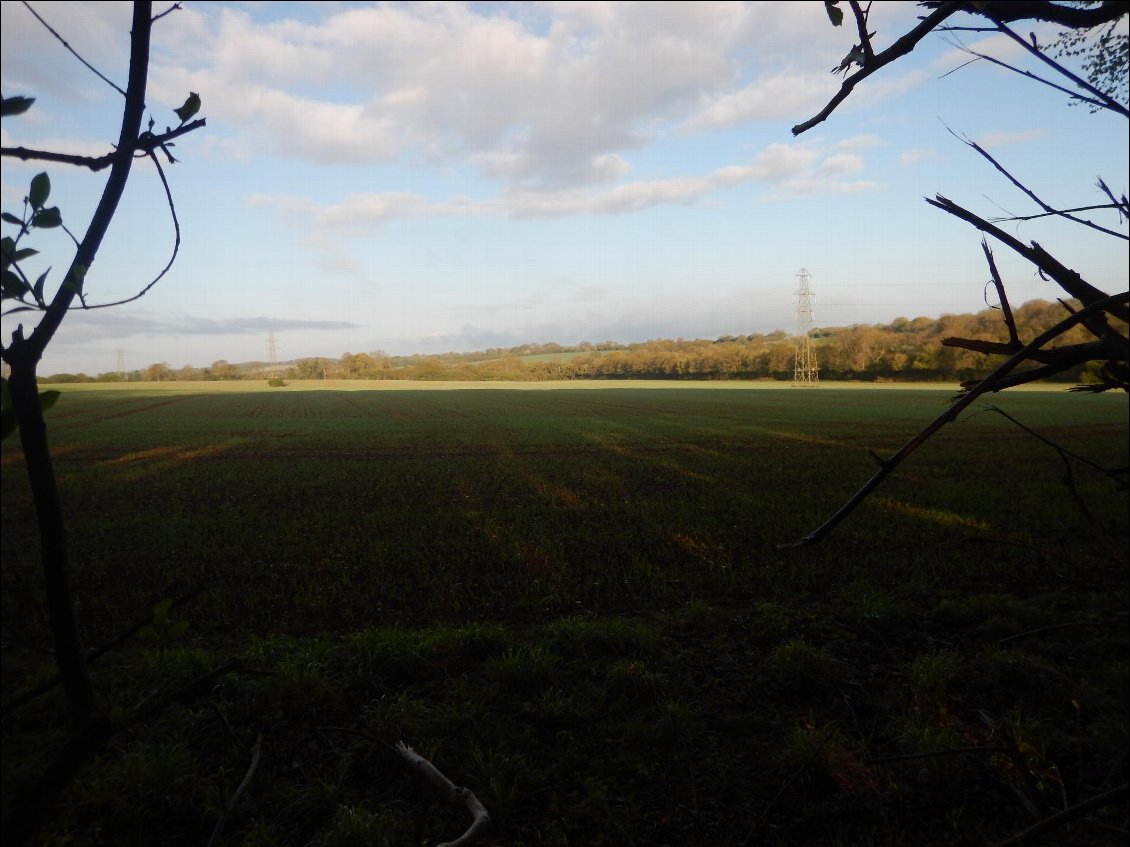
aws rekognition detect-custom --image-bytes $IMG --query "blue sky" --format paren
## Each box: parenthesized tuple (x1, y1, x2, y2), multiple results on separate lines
(2, 1, 1127, 375)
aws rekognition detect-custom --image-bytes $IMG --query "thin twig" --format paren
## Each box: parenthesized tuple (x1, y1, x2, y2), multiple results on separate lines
(1, 119, 205, 172)
(82, 148, 181, 309)
(938, 36, 1112, 111)
(988, 14, 1130, 117)
(990, 203, 1124, 224)
(151, 2, 182, 23)
(792, 2, 962, 135)
(993, 783, 1130, 847)
(947, 127, 1128, 240)
(870, 745, 1003, 764)
(21, 1, 127, 97)
(206, 733, 263, 847)
(780, 292, 1128, 548)
(984, 240, 1021, 348)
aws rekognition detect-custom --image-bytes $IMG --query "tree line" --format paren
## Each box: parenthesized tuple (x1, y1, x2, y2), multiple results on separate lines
(38, 299, 1114, 385)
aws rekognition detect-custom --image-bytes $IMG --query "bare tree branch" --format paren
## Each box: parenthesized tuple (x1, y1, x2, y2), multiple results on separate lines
(396, 742, 491, 847)
(937, 37, 1113, 111)
(986, 12, 1130, 116)
(923, 0, 1128, 30)
(990, 203, 1125, 224)
(983, 240, 1021, 349)
(993, 783, 1130, 847)
(792, 2, 963, 135)
(926, 194, 1128, 321)
(780, 292, 1129, 548)
(21, 1, 127, 97)
(1, 120, 206, 172)
(207, 734, 263, 847)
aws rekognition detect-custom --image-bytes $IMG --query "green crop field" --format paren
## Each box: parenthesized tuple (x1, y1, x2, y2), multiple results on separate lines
(2, 382, 1127, 846)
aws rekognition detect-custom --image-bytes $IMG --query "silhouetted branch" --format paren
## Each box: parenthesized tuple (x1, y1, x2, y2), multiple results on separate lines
(21, 1, 126, 97)
(792, 2, 962, 135)
(937, 35, 1112, 110)
(993, 783, 1130, 847)
(781, 292, 1129, 548)
(948, 128, 1128, 239)
(986, 13, 1130, 116)
(1, 119, 206, 172)
(922, 0, 1128, 29)
(926, 195, 1127, 321)
(83, 148, 182, 310)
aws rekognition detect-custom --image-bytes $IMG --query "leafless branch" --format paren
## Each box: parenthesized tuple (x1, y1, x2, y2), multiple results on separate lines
(1096, 178, 1129, 219)
(1, 119, 206, 172)
(993, 783, 1130, 847)
(990, 203, 1125, 224)
(986, 13, 1130, 117)
(947, 128, 1128, 240)
(781, 292, 1129, 548)
(792, 2, 962, 135)
(21, 1, 126, 97)
(151, 2, 182, 23)
(206, 734, 263, 847)
(396, 742, 491, 847)
(922, 0, 1128, 29)
(938, 34, 1112, 109)
(984, 241, 1021, 348)
(82, 148, 181, 310)
(926, 195, 1127, 321)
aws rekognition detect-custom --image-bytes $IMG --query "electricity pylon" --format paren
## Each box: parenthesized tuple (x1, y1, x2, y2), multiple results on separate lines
(267, 331, 279, 379)
(793, 268, 819, 386)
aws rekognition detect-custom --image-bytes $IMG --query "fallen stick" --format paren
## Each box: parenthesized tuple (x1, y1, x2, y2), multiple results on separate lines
(395, 741, 491, 847)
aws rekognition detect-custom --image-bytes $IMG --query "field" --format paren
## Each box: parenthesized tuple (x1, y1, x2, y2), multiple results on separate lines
(2, 381, 1127, 846)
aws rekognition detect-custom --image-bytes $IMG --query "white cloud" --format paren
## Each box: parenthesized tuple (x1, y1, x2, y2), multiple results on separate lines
(975, 128, 1047, 147)
(898, 148, 940, 165)
(140, 1, 914, 191)
(252, 137, 879, 237)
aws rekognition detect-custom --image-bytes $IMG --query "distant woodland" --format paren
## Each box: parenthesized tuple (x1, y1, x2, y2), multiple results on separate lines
(40, 299, 1117, 384)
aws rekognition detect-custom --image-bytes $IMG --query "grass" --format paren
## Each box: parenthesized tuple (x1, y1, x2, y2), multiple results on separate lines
(1, 382, 1127, 845)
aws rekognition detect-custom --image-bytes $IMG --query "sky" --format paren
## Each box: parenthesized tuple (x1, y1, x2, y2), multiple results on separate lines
(1, 1, 1127, 375)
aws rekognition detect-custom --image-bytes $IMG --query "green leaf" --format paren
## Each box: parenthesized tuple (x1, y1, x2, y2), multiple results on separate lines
(29, 173, 50, 210)
(1, 212, 23, 226)
(33, 268, 49, 304)
(12, 247, 38, 262)
(0, 96, 35, 117)
(39, 390, 61, 413)
(825, 1, 844, 26)
(2, 269, 29, 299)
(0, 408, 15, 442)
(32, 207, 62, 229)
(0, 236, 14, 266)
(174, 91, 201, 123)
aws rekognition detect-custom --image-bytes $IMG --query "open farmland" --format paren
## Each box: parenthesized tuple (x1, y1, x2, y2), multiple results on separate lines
(2, 382, 1127, 845)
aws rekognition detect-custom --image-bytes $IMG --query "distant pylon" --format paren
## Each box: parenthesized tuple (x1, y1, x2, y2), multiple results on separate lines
(267, 331, 279, 378)
(793, 268, 819, 386)
(116, 349, 126, 380)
